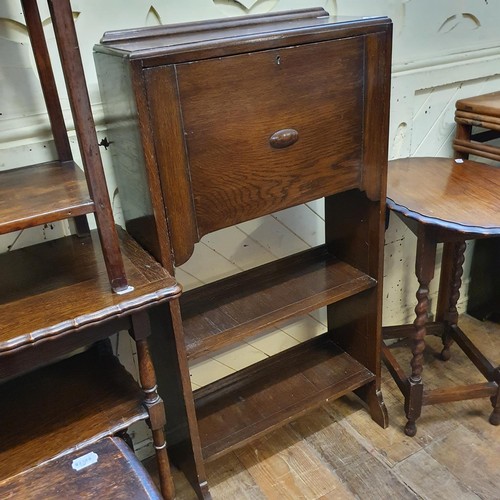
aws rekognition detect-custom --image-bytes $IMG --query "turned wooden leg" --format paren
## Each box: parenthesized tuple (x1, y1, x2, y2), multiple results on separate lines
(405, 282, 428, 437)
(440, 241, 467, 361)
(405, 226, 437, 437)
(131, 313, 175, 500)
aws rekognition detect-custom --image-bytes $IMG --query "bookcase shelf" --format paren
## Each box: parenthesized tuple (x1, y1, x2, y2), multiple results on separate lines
(0, 224, 180, 498)
(182, 245, 376, 359)
(194, 336, 374, 461)
(0, 347, 147, 481)
(0, 228, 180, 365)
(0, 161, 93, 235)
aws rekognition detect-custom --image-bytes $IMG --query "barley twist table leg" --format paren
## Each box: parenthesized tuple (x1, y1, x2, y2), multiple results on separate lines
(405, 226, 437, 437)
(440, 240, 466, 361)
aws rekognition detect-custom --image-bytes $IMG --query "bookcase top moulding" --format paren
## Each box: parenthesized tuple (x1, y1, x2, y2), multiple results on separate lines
(97, 8, 391, 64)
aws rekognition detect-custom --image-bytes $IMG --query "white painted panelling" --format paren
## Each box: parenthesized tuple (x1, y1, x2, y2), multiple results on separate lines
(309, 307, 327, 327)
(0, 223, 67, 253)
(337, 0, 500, 68)
(177, 241, 242, 285)
(113, 332, 139, 381)
(237, 215, 310, 258)
(272, 203, 325, 248)
(305, 199, 325, 219)
(383, 215, 416, 325)
(174, 268, 204, 292)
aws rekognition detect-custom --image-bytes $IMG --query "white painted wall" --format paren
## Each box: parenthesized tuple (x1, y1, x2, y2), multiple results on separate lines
(1, 0, 499, 455)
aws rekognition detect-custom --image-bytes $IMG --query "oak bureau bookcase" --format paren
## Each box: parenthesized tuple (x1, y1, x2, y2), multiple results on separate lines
(95, 9, 392, 498)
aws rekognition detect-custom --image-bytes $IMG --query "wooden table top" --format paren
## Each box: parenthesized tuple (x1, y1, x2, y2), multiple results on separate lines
(456, 91, 500, 117)
(386, 157, 500, 236)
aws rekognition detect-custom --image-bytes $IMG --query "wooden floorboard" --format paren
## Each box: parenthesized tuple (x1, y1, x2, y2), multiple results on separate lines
(151, 315, 500, 499)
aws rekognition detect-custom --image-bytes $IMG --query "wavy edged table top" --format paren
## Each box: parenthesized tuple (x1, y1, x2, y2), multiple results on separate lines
(386, 157, 500, 236)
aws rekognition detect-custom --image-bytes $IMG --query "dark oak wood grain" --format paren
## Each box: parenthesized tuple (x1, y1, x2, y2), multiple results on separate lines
(0, 347, 147, 481)
(144, 65, 199, 266)
(99, 8, 329, 45)
(0, 227, 179, 497)
(181, 245, 376, 359)
(456, 90, 500, 118)
(361, 31, 391, 201)
(0, 437, 161, 499)
(386, 157, 500, 235)
(0, 161, 93, 235)
(175, 37, 363, 239)
(0, 228, 180, 361)
(97, 9, 390, 66)
(194, 336, 374, 461)
(325, 190, 389, 429)
(454, 91, 500, 161)
(95, 10, 392, 266)
(95, 10, 392, 498)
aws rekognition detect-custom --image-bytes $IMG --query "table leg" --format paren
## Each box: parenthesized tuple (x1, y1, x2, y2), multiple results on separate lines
(440, 240, 467, 361)
(132, 312, 175, 499)
(405, 226, 437, 437)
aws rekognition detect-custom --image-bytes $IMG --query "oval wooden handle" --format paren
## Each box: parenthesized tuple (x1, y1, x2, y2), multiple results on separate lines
(269, 128, 299, 149)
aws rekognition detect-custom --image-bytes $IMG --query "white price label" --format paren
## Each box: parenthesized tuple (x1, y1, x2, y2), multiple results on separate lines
(72, 451, 99, 471)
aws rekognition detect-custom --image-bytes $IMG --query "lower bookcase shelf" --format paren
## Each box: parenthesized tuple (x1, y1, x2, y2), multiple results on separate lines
(0, 345, 147, 481)
(193, 335, 375, 461)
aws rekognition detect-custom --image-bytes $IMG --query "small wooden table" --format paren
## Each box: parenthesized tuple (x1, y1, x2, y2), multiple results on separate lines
(383, 156, 500, 436)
